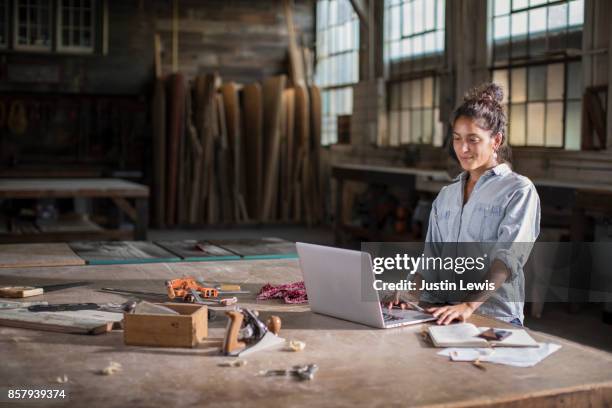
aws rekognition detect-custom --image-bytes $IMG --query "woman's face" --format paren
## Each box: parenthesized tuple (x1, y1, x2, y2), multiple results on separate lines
(452, 116, 500, 172)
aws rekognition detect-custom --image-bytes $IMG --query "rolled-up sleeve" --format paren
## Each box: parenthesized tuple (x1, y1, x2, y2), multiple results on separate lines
(491, 184, 541, 282)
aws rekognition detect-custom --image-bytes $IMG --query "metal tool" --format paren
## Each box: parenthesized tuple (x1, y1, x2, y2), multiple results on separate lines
(260, 364, 319, 381)
(0, 282, 91, 298)
(222, 308, 285, 357)
(28, 301, 137, 313)
(188, 288, 237, 306)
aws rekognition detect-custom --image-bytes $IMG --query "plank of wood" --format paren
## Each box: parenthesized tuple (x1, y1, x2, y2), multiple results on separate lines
(221, 82, 245, 221)
(166, 73, 186, 226)
(208, 238, 297, 259)
(215, 93, 233, 223)
(155, 240, 240, 261)
(309, 85, 323, 222)
(152, 77, 166, 227)
(0, 243, 85, 268)
(185, 82, 203, 224)
(0, 308, 115, 335)
(294, 84, 312, 224)
(282, 0, 305, 87)
(242, 83, 263, 221)
(69, 241, 180, 265)
(194, 73, 219, 224)
(261, 75, 287, 221)
(283, 88, 295, 220)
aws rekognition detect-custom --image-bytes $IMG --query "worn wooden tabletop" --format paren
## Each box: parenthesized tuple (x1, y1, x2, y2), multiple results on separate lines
(0, 259, 611, 407)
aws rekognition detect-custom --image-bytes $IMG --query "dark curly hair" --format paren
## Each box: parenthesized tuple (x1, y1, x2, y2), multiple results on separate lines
(450, 82, 512, 165)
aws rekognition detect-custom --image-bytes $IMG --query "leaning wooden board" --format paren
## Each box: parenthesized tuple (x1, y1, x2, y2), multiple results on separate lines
(208, 238, 297, 259)
(152, 77, 166, 228)
(242, 83, 263, 221)
(166, 73, 186, 227)
(0, 243, 85, 268)
(155, 240, 240, 262)
(261, 75, 287, 221)
(69, 241, 179, 265)
(221, 82, 245, 221)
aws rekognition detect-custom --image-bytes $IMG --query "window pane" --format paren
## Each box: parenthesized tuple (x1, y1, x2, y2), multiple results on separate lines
(546, 63, 564, 100)
(390, 111, 401, 146)
(547, 4, 567, 31)
(411, 79, 422, 109)
(568, 0, 584, 26)
(400, 110, 411, 144)
(565, 101, 581, 150)
(566, 61, 582, 99)
(423, 108, 433, 144)
(492, 69, 509, 104)
(527, 102, 545, 146)
(511, 68, 527, 103)
(494, 0, 510, 16)
(494, 15, 510, 39)
(509, 104, 526, 145)
(528, 65, 546, 101)
(545, 102, 564, 147)
(511, 11, 528, 38)
(411, 110, 423, 143)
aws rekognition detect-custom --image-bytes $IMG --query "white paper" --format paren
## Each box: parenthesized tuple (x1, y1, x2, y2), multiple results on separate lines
(438, 343, 562, 367)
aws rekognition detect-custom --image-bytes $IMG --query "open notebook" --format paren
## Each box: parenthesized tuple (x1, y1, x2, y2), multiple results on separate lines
(428, 323, 539, 348)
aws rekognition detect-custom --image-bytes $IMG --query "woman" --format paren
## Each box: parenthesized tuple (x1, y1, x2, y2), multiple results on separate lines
(388, 83, 540, 326)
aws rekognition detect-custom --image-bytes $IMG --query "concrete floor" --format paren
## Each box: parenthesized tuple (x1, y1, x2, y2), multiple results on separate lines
(150, 225, 612, 353)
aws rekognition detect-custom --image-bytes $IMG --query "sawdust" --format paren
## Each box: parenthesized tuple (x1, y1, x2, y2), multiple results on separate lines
(55, 375, 68, 383)
(98, 361, 122, 375)
(288, 340, 306, 352)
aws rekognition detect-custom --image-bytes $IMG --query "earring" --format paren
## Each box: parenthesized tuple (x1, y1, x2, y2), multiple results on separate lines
(493, 150, 498, 160)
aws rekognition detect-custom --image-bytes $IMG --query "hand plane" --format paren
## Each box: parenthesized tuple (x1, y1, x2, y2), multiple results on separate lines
(222, 308, 284, 357)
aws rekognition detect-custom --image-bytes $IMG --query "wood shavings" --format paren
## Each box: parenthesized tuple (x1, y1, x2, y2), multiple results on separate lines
(55, 375, 68, 383)
(288, 340, 306, 352)
(219, 359, 247, 367)
(11, 336, 30, 343)
(99, 361, 122, 375)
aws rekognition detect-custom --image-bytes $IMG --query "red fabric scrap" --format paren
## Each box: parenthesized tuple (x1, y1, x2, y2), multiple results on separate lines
(256, 281, 308, 304)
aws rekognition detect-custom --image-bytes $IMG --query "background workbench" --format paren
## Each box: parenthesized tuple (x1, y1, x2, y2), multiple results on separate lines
(0, 259, 611, 407)
(0, 178, 149, 243)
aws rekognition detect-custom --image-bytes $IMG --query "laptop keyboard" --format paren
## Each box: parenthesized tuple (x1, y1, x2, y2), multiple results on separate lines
(382, 312, 402, 322)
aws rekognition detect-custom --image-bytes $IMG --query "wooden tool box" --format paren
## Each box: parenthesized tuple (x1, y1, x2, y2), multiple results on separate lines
(123, 303, 207, 348)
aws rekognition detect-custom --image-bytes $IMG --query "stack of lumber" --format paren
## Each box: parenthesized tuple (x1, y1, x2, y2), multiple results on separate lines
(151, 75, 322, 227)
(151, 0, 321, 227)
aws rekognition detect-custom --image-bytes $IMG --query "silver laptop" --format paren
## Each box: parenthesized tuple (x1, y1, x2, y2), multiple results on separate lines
(297, 242, 436, 329)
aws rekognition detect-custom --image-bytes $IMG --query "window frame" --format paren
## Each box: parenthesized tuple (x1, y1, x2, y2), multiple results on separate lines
(12, 0, 53, 52)
(56, 0, 95, 54)
(315, 0, 360, 146)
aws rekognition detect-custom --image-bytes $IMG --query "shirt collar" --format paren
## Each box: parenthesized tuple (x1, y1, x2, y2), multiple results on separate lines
(452, 163, 510, 182)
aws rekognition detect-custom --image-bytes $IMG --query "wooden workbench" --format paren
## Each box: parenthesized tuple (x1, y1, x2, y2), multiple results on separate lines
(0, 178, 149, 242)
(0, 259, 611, 407)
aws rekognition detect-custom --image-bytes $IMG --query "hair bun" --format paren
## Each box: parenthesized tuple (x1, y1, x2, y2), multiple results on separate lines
(465, 82, 504, 105)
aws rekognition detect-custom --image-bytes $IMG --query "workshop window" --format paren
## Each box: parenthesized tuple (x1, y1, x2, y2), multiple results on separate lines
(57, 0, 94, 53)
(315, 0, 360, 145)
(491, 0, 585, 149)
(384, 0, 445, 61)
(13, 0, 52, 51)
(388, 75, 443, 146)
(491, 0, 584, 59)
(492, 61, 582, 149)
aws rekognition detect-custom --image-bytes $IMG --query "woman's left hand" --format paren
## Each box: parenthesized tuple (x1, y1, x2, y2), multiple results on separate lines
(427, 303, 475, 325)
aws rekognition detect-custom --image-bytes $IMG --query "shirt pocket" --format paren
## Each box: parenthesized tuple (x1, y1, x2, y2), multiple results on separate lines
(468, 203, 504, 241)
(435, 207, 457, 240)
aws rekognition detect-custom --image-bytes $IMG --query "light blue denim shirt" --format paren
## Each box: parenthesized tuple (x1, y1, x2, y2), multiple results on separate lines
(421, 163, 541, 323)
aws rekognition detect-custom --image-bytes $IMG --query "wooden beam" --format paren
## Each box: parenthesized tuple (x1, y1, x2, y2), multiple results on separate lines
(349, 0, 369, 28)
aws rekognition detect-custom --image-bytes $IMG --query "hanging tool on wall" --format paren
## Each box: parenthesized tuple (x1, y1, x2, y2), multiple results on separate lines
(222, 308, 284, 357)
